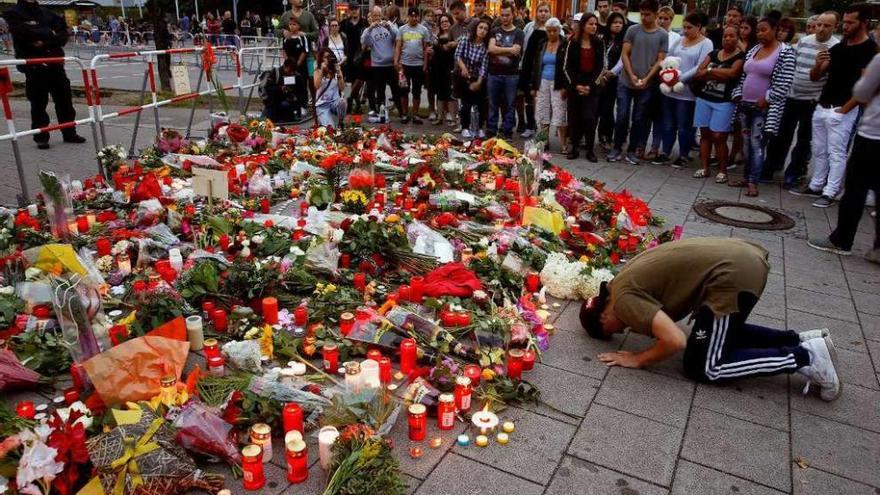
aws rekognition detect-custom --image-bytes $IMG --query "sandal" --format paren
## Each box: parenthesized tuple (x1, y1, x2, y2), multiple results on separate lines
(728, 179, 747, 188)
(715, 173, 728, 183)
(692, 169, 709, 179)
(745, 184, 759, 197)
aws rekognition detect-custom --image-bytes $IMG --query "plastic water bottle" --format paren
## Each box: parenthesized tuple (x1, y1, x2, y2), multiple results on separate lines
(382, 105, 389, 124)
(470, 106, 479, 134)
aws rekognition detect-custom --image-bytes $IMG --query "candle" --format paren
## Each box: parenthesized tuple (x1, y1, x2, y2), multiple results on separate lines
(437, 393, 456, 431)
(456, 434, 470, 446)
(63, 387, 80, 405)
(260, 198, 270, 214)
(399, 338, 417, 375)
(409, 276, 425, 303)
(282, 403, 304, 435)
(345, 361, 362, 393)
(475, 435, 489, 447)
(285, 440, 309, 483)
(201, 301, 216, 320)
(496, 432, 510, 445)
(455, 312, 471, 327)
(454, 376, 472, 413)
(440, 309, 457, 327)
(241, 445, 265, 491)
(361, 359, 381, 389)
(219, 234, 230, 251)
(366, 349, 383, 361)
(318, 426, 340, 470)
(339, 253, 351, 269)
(508, 202, 521, 219)
(502, 421, 515, 433)
(409, 446, 424, 458)
(76, 216, 89, 234)
(249, 423, 273, 463)
(353, 272, 367, 292)
(378, 357, 392, 384)
(403, 196, 414, 209)
(203, 338, 220, 359)
(96, 237, 111, 257)
(322, 343, 339, 372)
(27, 204, 38, 217)
(522, 349, 536, 371)
(291, 306, 307, 327)
(494, 174, 505, 190)
(284, 430, 303, 445)
(86, 211, 97, 227)
(429, 437, 443, 449)
(15, 401, 35, 420)
(212, 309, 228, 332)
(507, 349, 524, 380)
(207, 356, 225, 376)
(408, 403, 427, 441)
(525, 272, 541, 293)
(262, 297, 279, 325)
(185, 315, 204, 351)
(116, 254, 131, 275)
(398, 285, 412, 302)
(339, 312, 355, 336)
(463, 364, 481, 387)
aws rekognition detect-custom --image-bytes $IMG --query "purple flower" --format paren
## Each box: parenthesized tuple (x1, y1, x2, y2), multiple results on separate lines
(535, 331, 550, 351)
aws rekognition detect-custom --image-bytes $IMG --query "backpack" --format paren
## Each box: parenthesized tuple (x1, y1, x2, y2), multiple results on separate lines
(258, 66, 282, 104)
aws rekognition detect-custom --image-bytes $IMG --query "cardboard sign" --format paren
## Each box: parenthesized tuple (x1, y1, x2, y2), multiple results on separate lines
(0, 68, 12, 96)
(171, 65, 191, 96)
(283, 75, 297, 86)
(191, 166, 229, 202)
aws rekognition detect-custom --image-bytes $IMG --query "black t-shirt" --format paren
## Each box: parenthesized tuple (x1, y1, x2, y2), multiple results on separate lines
(488, 25, 524, 75)
(283, 35, 310, 70)
(221, 18, 236, 34)
(819, 37, 877, 107)
(340, 17, 368, 57)
(708, 27, 723, 50)
(695, 49, 745, 103)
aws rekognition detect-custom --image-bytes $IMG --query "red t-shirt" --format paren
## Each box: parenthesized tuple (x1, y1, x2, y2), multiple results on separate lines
(580, 46, 594, 73)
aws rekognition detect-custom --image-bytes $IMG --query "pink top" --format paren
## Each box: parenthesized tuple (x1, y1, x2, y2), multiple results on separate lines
(741, 45, 781, 103)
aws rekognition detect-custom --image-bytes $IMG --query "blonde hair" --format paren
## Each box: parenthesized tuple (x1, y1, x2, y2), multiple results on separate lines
(658, 6, 674, 18)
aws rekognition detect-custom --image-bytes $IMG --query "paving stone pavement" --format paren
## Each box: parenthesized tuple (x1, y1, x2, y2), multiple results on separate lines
(2, 100, 879, 494)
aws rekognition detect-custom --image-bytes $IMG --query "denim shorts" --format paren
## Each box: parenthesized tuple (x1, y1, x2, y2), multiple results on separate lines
(694, 98, 735, 133)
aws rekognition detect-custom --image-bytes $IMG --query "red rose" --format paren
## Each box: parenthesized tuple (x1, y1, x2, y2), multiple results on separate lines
(226, 124, 249, 143)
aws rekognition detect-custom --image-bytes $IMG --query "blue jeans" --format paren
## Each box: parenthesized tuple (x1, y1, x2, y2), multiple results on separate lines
(614, 84, 653, 152)
(739, 102, 768, 185)
(487, 74, 519, 136)
(661, 96, 697, 158)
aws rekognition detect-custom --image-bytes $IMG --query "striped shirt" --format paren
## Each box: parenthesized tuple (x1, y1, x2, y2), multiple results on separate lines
(454, 36, 489, 80)
(733, 43, 796, 136)
(789, 34, 839, 100)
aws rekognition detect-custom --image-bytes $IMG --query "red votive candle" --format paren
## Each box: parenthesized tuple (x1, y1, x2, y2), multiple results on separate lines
(507, 349, 524, 380)
(437, 393, 456, 430)
(340, 253, 351, 269)
(202, 300, 216, 318)
(523, 349, 536, 371)
(203, 338, 220, 359)
(398, 285, 412, 302)
(410, 276, 425, 303)
(241, 445, 265, 491)
(76, 215, 89, 233)
(367, 349, 383, 361)
(463, 364, 481, 387)
(219, 234, 230, 251)
(285, 440, 309, 483)
(96, 237, 112, 257)
(294, 306, 308, 327)
(378, 357, 392, 383)
(455, 312, 471, 327)
(212, 309, 228, 332)
(495, 174, 505, 190)
(322, 343, 339, 372)
(400, 338, 417, 375)
(408, 404, 427, 441)
(355, 306, 371, 322)
(440, 309, 457, 327)
(353, 272, 367, 292)
(339, 312, 355, 336)
(64, 387, 80, 405)
(525, 272, 541, 293)
(282, 403, 304, 435)
(262, 297, 279, 325)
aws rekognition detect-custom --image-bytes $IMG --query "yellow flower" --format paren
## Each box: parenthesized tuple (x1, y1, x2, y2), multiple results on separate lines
(481, 368, 496, 382)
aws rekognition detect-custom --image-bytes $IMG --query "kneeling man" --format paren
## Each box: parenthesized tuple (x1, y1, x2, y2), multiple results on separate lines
(580, 237, 841, 401)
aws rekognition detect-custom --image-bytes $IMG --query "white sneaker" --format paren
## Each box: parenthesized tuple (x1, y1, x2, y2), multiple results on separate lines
(461, 129, 473, 139)
(477, 129, 486, 139)
(429, 112, 437, 121)
(521, 129, 536, 138)
(798, 336, 842, 401)
(367, 111, 380, 124)
(798, 328, 830, 342)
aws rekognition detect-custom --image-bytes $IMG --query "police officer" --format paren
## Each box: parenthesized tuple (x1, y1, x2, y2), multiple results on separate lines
(4, 0, 86, 149)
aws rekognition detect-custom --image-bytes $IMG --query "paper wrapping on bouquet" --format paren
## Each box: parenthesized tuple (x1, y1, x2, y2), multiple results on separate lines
(521, 206, 565, 235)
(82, 333, 189, 407)
(172, 401, 240, 466)
(80, 409, 223, 495)
(382, 307, 487, 363)
(0, 348, 43, 392)
(407, 222, 454, 263)
(24, 244, 89, 278)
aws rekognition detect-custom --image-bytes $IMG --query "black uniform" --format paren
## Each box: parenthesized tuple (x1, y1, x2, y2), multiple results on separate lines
(3, 0, 81, 144)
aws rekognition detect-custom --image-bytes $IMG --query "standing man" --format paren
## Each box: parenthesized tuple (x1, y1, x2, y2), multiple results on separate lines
(794, 3, 876, 208)
(472, 0, 493, 27)
(486, 2, 524, 139)
(581, 237, 841, 401)
(595, 0, 611, 39)
(708, 6, 743, 48)
(221, 11, 237, 46)
(361, 5, 400, 122)
(180, 12, 191, 37)
(808, 52, 880, 263)
(765, 11, 839, 188)
(341, 3, 368, 114)
(395, 7, 430, 124)
(4, 0, 86, 149)
(609, 0, 666, 165)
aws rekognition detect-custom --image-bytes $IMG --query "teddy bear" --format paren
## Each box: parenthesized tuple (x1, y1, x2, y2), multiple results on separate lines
(658, 56, 685, 95)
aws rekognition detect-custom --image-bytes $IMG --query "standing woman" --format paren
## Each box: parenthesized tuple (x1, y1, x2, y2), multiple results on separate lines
(657, 12, 713, 166)
(530, 17, 568, 153)
(691, 25, 744, 182)
(431, 14, 458, 126)
(563, 13, 605, 161)
(324, 18, 348, 70)
(518, 1, 551, 138)
(454, 19, 491, 138)
(597, 12, 625, 151)
(731, 16, 795, 196)
(738, 16, 758, 51)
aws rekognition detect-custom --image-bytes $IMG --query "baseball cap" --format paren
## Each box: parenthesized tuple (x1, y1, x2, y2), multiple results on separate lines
(408, 6, 420, 16)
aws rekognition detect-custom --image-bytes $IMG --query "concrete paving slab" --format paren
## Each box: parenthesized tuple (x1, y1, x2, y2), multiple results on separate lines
(672, 460, 786, 495)
(546, 455, 669, 495)
(415, 453, 544, 495)
(594, 367, 694, 428)
(791, 411, 880, 488)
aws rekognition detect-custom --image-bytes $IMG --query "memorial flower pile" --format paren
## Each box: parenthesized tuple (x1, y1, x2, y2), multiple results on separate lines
(0, 119, 676, 494)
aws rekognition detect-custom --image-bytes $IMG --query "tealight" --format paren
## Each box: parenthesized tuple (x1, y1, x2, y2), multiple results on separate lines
(456, 434, 470, 446)
(394, 371, 405, 381)
(502, 421, 515, 433)
(429, 437, 443, 449)
(552, 302, 561, 308)
(409, 446, 424, 458)
(496, 433, 509, 445)
(475, 435, 489, 447)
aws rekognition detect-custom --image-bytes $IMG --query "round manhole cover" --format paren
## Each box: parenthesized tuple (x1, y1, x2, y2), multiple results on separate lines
(694, 200, 795, 230)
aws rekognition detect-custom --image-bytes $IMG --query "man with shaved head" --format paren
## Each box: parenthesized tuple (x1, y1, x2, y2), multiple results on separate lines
(766, 11, 839, 189)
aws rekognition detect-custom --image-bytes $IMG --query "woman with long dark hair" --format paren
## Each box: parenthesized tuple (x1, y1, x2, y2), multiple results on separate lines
(731, 15, 795, 196)
(454, 19, 491, 138)
(431, 14, 458, 126)
(563, 13, 605, 161)
(597, 12, 626, 151)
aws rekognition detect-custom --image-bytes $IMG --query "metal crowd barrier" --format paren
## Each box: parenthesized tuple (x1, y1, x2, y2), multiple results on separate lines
(0, 56, 102, 204)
